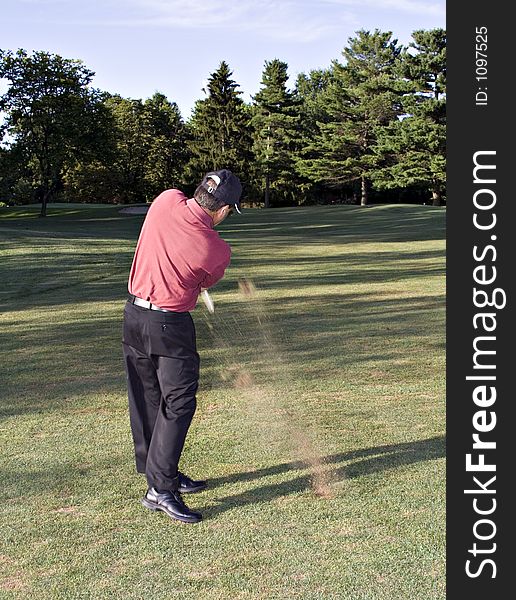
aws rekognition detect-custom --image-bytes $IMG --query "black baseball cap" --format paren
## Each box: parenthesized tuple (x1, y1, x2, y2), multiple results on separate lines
(200, 169, 243, 213)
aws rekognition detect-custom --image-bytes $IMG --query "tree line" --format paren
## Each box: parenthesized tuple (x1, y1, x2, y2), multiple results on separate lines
(0, 28, 445, 216)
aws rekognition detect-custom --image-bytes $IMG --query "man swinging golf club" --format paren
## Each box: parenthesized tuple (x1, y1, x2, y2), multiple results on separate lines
(122, 169, 242, 523)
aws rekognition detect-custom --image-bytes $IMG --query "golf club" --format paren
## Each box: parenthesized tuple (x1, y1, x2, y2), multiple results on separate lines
(201, 289, 215, 313)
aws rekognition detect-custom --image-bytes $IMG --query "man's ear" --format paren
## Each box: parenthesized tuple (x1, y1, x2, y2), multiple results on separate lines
(212, 204, 228, 225)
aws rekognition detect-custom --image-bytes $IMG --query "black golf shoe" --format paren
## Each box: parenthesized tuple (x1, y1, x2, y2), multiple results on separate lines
(141, 487, 202, 523)
(178, 472, 207, 494)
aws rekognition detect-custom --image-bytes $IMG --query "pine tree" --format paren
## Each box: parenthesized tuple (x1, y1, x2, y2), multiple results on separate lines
(297, 30, 404, 206)
(186, 62, 252, 190)
(372, 29, 446, 205)
(296, 68, 333, 129)
(295, 68, 338, 202)
(251, 59, 302, 207)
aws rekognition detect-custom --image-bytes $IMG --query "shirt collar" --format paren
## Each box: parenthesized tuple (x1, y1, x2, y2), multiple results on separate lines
(186, 198, 214, 228)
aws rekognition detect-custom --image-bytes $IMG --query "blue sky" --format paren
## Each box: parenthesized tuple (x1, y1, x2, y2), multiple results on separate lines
(2, 0, 445, 119)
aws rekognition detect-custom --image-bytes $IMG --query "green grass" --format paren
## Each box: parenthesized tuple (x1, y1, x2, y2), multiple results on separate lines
(0, 202, 445, 599)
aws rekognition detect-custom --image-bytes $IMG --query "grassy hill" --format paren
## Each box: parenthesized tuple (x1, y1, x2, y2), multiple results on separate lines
(0, 203, 445, 599)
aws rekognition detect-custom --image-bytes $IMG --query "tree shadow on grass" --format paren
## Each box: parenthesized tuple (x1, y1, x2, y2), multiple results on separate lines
(0, 455, 132, 502)
(0, 436, 444, 511)
(200, 435, 445, 519)
(221, 205, 445, 245)
(196, 291, 445, 390)
(0, 288, 444, 418)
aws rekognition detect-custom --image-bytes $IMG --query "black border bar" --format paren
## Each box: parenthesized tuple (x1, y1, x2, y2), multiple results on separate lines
(447, 2, 514, 596)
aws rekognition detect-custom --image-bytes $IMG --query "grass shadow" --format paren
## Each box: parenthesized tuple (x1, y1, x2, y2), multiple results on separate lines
(201, 436, 445, 519)
(0, 437, 444, 512)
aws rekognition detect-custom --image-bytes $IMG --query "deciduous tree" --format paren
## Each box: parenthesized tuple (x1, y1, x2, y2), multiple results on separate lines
(0, 49, 109, 215)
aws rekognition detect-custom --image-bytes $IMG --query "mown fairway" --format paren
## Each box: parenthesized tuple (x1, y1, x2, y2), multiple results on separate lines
(0, 203, 445, 599)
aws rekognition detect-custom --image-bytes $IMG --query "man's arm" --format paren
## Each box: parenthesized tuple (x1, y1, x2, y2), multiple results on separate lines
(200, 261, 229, 289)
(200, 239, 231, 289)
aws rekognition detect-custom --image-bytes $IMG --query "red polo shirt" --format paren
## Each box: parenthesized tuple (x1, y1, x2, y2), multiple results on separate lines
(128, 189, 231, 311)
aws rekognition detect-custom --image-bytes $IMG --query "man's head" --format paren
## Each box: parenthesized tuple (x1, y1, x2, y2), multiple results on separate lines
(194, 169, 242, 225)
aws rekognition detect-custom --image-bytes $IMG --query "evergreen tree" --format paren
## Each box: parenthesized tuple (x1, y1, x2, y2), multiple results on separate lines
(295, 68, 337, 202)
(251, 59, 302, 207)
(372, 29, 446, 205)
(296, 68, 333, 129)
(297, 30, 404, 206)
(186, 62, 252, 190)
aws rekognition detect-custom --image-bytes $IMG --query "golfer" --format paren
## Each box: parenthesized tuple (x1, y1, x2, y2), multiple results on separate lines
(122, 169, 242, 523)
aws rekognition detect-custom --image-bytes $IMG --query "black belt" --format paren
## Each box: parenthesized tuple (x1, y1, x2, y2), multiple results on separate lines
(128, 295, 171, 313)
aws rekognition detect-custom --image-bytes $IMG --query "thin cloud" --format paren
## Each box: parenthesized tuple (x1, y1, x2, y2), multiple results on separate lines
(119, 0, 248, 27)
(102, 0, 357, 42)
(10, 0, 443, 40)
(320, 0, 445, 18)
(17, 0, 71, 3)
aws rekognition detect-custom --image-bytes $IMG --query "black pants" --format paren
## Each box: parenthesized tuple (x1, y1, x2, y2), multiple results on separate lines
(122, 301, 200, 491)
